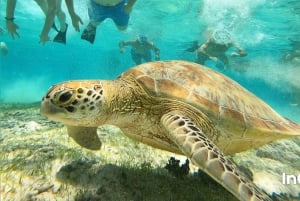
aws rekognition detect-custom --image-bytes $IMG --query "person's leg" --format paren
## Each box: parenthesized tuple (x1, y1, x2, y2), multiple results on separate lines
(131, 49, 142, 65)
(35, 0, 59, 31)
(39, 0, 56, 44)
(217, 54, 229, 70)
(219, 55, 229, 65)
(55, 0, 67, 32)
(111, 0, 130, 30)
(53, 0, 68, 44)
(143, 51, 152, 63)
(81, 0, 105, 44)
(195, 52, 208, 65)
(34, 0, 48, 14)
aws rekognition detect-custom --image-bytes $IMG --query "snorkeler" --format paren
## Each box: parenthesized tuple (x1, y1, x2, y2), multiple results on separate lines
(81, 0, 137, 44)
(192, 29, 247, 69)
(119, 35, 160, 65)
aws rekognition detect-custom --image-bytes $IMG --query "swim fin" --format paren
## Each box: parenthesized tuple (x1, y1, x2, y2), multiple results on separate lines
(53, 24, 68, 44)
(81, 23, 96, 44)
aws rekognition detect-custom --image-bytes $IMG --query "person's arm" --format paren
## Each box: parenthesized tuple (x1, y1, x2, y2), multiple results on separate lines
(6, 0, 16, 18)
(124, 0, 137, 14)
(150, 43, 160, 60)
(197, 39, 218, 61)
(39, 0, 56, 45)
(6, 0, 20, 39)
(198, 39, 209, 55)
(65, 0, 83, 32)
(231, 43, 247, 57)
(119, 40, 135, 53)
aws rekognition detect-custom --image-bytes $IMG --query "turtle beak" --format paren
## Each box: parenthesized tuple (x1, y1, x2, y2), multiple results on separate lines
(40, 97, 65, 118)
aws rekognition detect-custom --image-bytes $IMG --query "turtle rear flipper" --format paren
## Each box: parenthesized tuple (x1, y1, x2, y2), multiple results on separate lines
(67, 126, 102, 150)
(161, 111, 272, 201)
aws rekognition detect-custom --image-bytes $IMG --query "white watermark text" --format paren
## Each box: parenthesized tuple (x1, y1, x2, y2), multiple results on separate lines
(282, 173, 300, 185)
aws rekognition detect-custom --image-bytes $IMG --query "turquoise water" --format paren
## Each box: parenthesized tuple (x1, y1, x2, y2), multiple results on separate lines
(0, 0, 299, 122)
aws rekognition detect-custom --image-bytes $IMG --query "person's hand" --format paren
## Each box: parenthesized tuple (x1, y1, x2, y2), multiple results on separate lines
(120, 47, 125, 53)
(6, 20, 20, 39)
(71, 14, 83, 32)
(39, 33, 50, 45)
(209, 56, 218, 62)
(155, 55, 160, 61)
(231, 52, 240, 57)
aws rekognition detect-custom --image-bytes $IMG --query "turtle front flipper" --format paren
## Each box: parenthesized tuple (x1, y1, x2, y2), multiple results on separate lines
(67, 126, 102, 150)
(161, 112, 272, 201)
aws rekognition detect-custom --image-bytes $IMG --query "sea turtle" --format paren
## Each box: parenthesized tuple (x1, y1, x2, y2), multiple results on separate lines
(40, 60, 300, 201)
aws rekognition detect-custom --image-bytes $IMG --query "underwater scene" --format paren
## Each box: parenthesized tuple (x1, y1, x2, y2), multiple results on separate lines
(1, 0, 300, 200)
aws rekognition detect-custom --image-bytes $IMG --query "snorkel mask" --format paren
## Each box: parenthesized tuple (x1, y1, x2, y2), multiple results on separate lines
(138, 35, 147, 43)
(213, 29, 232, 45)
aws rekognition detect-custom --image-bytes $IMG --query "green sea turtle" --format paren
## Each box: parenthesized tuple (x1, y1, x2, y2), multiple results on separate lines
(40, 60, 300, 201)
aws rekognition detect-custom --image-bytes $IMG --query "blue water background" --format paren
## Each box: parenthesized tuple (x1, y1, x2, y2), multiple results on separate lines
(0, 0, 299, 122)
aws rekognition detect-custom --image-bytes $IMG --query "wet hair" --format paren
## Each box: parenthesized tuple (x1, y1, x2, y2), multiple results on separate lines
(213, 29, 232, 45)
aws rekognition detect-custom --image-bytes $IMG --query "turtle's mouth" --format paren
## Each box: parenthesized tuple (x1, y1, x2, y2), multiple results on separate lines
(40, 98, 66, 119)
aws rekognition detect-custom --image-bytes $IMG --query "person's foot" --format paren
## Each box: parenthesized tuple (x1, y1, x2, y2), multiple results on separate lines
(53, 23, 68, 44)
(81, 23, 96, 44)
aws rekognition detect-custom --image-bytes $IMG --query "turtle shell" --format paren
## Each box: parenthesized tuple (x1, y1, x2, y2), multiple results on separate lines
(121, 60, 300, 154)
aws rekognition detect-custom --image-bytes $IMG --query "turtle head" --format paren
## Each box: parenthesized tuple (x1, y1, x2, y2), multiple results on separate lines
(40, 80, 105, 126)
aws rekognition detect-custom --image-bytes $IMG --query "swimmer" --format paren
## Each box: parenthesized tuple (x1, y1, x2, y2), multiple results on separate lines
(195, 29, 247, 69)
(0, 42, 8, 55)
(81, 0, 137, 44)
(119, 35, 160, 65)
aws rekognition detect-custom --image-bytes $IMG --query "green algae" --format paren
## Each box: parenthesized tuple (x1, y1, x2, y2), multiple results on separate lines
(0, 103, 237, 201)
(2, 103, 300, 200)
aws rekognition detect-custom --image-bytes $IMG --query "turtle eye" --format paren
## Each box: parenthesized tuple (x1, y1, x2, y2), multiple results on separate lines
(59, 91, 74, 103)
